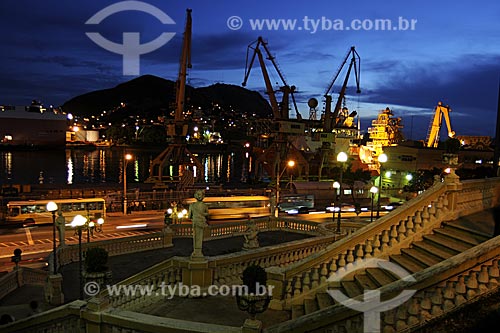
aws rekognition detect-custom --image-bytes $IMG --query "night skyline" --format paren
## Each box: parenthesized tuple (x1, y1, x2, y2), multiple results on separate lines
(0, 0, 499, 140)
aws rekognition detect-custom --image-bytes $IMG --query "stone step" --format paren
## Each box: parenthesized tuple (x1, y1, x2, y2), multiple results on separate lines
(401, 247, 441, 267)
(423, 233, 472, 253)
(291, 304, 304, 320)
(316, 292, 335, 310)
(341, 280, 363, 298)
(389, 253, 426, 274)
(444, 221, 492, 239)
(354, 273, 379, 291)
(304, 298, 319, 315)
(366, 268, 398, 287)
(411, 240, 458, 261)
(444, 221, 493, 243)
(435, 226, 487, 246)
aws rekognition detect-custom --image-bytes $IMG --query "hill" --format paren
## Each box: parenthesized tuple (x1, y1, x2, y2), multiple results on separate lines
(61, 75, 272, 121)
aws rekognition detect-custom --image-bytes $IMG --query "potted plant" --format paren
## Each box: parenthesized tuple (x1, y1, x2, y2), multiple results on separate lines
(236, 265, 271, 320)
(84, 247, 111, 288)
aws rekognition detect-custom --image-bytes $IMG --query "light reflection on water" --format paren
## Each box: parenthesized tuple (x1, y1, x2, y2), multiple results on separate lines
(0, 147, 247, 185)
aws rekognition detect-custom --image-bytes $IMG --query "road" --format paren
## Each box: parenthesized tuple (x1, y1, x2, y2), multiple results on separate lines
(0, 211, 166, 271)
(0, 209, 390, 271)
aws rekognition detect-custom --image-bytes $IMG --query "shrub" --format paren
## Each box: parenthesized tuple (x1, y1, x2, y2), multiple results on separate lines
(84, 247, 108, 273)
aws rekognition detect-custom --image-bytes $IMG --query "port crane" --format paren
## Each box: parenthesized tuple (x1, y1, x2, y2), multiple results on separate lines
(242, 36, 309, 182)
(242, 36, 300, 120)
(323, 46, 361, 132)
(426, 101, 455, 148)
(146, 9, 202, 188)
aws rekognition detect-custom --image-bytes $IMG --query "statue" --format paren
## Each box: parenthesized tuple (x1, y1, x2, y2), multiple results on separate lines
(171, 201, 179, 224)
(188, 190, 209, 259)
(243, 218, 259, 250)
(55, 211, 66, 246)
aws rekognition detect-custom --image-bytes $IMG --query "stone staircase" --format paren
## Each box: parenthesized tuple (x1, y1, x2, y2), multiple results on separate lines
(290, 218, 493, 319)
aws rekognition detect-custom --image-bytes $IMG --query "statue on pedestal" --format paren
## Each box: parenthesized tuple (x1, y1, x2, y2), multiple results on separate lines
(188, 190, 209, 259)
(55, 211, 66, 246)
(243, 219, 259, 250)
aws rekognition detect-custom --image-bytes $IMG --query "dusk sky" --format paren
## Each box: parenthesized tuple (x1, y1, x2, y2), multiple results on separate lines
(1, 0, 499, 140)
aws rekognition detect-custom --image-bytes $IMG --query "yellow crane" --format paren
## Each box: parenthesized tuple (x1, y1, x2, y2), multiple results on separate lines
(426, 101, 455, 148)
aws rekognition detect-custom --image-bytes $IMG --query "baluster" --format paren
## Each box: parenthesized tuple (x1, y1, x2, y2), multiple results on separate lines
(372, 235, 381, 256)
(346, 249, 355, 270)
(364, 239, 373, 258)
(466, 271, 478, 299)
(406, 215, 414, 235)
(293, 276, 303, 296)
(320, 263, 329, 283)
(413, 211, 423, 232)
(478, 265, 489, 292)
(397, 220, 406, 241)
(488, 260, 499, 288)
(421, 206, 430, 227)
(431, 287, 443, 316)
(443, 281, 455, 311)
(407, 297, 421, 326)
(381, 230, 390, 252)
(355, 245, 365, 262)
(311, 267, 319, 288)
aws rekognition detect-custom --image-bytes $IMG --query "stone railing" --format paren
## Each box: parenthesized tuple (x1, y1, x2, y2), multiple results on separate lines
(210, 234, 338, 286)
(1, 299, 242, 333)
(0, 267, 48, 300)
(266, 174, 500, 310)
(57, 231, 169, 267)
(265, 235, 500, 333)
(170, 216, 322, 239)
(0, 300, 85, 333)
(100, 256, 185, 311)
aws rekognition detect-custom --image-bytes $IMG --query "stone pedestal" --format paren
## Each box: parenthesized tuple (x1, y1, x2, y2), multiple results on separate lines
(163, 226, 173, 248)
(242, 319, 263, 333)
(181, 259, 212, 296)
(44, 273, 64, 306)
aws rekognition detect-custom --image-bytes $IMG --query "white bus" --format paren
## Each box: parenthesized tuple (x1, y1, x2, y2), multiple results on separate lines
(182, 196, 271, 220)
(5, 198, 106, 227)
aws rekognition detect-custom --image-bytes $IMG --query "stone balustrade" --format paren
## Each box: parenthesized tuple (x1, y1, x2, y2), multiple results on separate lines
(264, 234, 500, 333)
(0, 300, 85, 333)
(0, 267, 48, 300)
(266, 173, 500, 310)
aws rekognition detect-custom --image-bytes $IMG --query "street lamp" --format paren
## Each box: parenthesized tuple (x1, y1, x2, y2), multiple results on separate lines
(46, 201, 58, 274)
(332, 181, 340, 223)
(377, 153, 388, 218)
(71, 214, 87, 300)
(123, 153, 133, 215)
(370, 186, 378, 223)
(336, 152, 348, 233)
(275, 160, 295, 217)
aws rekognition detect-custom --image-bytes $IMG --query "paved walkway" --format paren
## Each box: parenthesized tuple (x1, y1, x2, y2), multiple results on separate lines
(0, 231, 311, 324)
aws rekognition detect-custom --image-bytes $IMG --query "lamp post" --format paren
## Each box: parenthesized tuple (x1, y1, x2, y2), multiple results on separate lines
(123, 153, 133, 215)
(46, 201, 58, 274)
(71, 214, 87, 300)
(332, 181, 340, 223)
(370, 186, 378, 223)
(377, 153, 388, 218)
(275, 160, 295, 217)
(336, 152, 348, 233)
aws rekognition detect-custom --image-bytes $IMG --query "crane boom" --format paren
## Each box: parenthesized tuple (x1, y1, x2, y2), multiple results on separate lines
(426, 101, 455, 148)
(174, 9, 192, 125)
(242, 36, 299, 120)
(323, 46, 361, 132)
